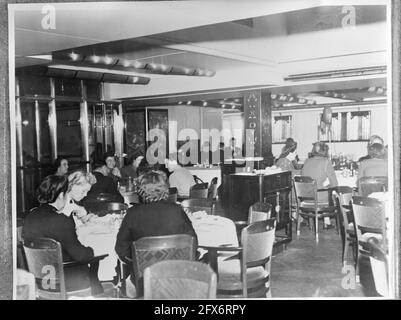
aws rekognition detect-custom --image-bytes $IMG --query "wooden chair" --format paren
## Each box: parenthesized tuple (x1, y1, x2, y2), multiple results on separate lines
(364, 237, 389, 296)
(189, 183, 209, 199)
(200, 219, 276, 298)
(248, 202, 272, 224)
(234, 202, 272, 243)
(167, 187, 178, 203)
(131, 234, 196, 297)
(143, 260, 217, 299)
(207, 177, 219, 200)
(358, 176, 388, 197)
(332, 186, 357, 268)
(351, 196, 386, 254)
(23, 238, 108, 300)
(293, 176, 338, 241)
(181, 198, 215, 215)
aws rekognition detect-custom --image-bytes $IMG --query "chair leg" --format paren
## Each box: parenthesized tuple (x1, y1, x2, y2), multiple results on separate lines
(296, 210, 301, 236)
(343, 239, 349, 267)
(335, 213, 340, 235)
(315, 213, 319, 242)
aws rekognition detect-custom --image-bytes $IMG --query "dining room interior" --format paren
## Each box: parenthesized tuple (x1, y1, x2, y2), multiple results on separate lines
(9, 0, 397, 300)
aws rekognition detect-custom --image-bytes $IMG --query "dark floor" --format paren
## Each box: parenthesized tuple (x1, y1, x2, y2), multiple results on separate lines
(270, 223, 367, 298)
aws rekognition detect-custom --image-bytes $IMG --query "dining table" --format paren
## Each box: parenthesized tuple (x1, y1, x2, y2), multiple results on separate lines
(76, 214, 122, 281)
(335, 170, 357, 188)
(188, 212, 239, 247)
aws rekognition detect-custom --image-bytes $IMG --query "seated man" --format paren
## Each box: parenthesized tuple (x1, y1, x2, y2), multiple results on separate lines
(165, 159, 195, 198)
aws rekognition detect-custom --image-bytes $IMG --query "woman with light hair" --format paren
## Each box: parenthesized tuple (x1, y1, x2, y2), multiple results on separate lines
(61, 170, 97, 221)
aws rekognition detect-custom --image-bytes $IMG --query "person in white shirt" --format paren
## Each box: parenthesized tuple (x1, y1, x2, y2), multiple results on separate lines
(165, 159, 195, 197)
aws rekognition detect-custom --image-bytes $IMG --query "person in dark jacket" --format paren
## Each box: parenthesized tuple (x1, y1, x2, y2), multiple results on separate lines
(115, 170, 198, 297)
(22, 175, 101, 293)
(82, 159, 125, 204)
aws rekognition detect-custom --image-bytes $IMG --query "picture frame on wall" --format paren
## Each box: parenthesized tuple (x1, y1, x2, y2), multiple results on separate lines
(147, 109, 169, 158)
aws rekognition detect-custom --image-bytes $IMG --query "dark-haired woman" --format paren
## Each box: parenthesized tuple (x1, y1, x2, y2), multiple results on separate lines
(22, 175, 101, 294)
(121, 153, 145, 180)
(53, 157, 69, 176)
(115, 170, 198, 297)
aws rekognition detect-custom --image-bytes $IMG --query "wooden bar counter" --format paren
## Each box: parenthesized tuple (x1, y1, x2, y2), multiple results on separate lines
(227, 170, 293, 246)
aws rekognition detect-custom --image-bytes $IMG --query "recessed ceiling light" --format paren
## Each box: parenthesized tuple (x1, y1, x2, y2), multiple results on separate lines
(91, 55, 100, 63)
(121, 60, 131, 67)
(104, 56, 114, 65)
(69, 52, 80, 61)
(187, 101, 192, 105)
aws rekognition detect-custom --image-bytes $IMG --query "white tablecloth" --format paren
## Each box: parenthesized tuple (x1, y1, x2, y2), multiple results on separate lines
(76, 215, 122, 281)
(190, 213, 238, 247)
(335, 170, 357, 188)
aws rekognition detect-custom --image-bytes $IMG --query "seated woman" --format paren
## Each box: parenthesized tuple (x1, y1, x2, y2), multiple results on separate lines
(357, 143, 388, 191)
(115, 170, 198, 297)
(275, 138, 302, 174)
(53, 157, 69, 176)
(61, 170, 97, 223)
(22, 175, 102, 294)
(358, 135, 384, 162)
(121, 152, 145, 180)
(82, 158, 125, 204)
(301, 141, 338, 228)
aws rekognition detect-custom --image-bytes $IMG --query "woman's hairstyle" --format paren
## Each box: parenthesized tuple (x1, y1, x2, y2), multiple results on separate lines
(309, 141, 329, 158)
(36, 175, 69, 204)
(279, 138, 297, 159)
(53, 157, 68, 173)
(368, 143, 386, 159)
(136, 170, 169, 204)
(67, 170, 97, 193)
(103, 151, 116, 163)
(369, 135, 384, 146)
(128, 152, 145, 166)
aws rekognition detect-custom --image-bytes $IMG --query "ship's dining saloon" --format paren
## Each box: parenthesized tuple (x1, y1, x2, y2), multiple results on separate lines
(11, 0, 395, 299)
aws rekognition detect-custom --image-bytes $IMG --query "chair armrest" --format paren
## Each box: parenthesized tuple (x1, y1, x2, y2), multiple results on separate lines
(198, 245, 242, 274)
(63, 254, 108, 268)
(317, 187, 336, 192)
(234, 221, 247, 226)
(198, 245, 242, 252)
(366, 238, 387, 260)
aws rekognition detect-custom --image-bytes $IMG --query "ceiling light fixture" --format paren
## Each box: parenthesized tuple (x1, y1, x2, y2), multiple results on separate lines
(69, 52, 80, 61)
(284, 66, 386, 82)
(91, 55, 101, 63)
(103, 56, 115, 65)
